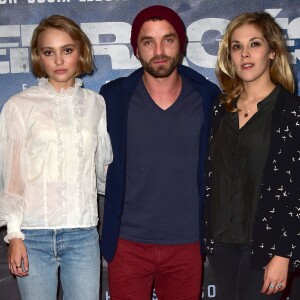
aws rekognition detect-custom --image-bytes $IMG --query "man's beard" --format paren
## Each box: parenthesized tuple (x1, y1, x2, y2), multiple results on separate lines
(139, 54, 181, 78)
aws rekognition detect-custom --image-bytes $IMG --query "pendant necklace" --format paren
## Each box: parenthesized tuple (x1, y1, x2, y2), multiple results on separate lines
(241, 99, 250, 117)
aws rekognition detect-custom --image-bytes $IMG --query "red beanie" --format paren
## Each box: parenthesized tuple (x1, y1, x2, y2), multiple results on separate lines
(130, 5, 186, 56)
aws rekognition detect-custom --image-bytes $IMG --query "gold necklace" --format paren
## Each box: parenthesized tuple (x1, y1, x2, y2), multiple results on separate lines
(241, 99, 250, 117)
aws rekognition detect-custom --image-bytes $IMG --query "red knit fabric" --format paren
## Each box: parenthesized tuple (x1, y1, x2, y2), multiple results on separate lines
(130, 5, 186, 56)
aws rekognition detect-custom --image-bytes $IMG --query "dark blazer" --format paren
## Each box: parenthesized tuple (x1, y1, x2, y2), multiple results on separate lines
(202, 87, 300, 270)
(100, 65, 220, 262)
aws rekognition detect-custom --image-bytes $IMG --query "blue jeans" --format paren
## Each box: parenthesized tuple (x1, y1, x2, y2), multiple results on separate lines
(17, 227, 100, 300)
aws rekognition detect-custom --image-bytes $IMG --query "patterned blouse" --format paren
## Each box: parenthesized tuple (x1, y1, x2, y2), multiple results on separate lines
(202, 87, 300, 270)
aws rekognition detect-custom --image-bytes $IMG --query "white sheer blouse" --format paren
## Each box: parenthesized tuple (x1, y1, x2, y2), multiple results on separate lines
(0, 78, 113, 242)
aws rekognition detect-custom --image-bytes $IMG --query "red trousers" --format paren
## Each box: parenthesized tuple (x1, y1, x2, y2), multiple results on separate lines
(108, 238, 202, 300)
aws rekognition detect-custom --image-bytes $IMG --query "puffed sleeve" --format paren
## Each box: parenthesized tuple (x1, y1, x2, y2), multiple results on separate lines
(96, 99, 113, 195)
(0, 100, 26, 243)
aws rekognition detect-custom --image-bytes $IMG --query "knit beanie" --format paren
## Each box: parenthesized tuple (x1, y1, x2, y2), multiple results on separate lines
(130, 5, 186, 56)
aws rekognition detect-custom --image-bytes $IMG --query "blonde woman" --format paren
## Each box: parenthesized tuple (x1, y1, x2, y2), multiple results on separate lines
(203, 12, 300, 300)
(0, 15, 112, 300)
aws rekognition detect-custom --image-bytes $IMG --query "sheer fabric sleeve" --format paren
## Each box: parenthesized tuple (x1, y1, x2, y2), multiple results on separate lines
(96, 101, 113, 195)
(0, 100, 26, 243)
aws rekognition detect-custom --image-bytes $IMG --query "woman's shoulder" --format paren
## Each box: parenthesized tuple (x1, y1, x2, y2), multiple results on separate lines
(278, 87, 300, 108)
(4, 85, 40, 110)
(81, 87, 104, 101)
(274, 87, 300, 124)
(273, 87, 300, 142)
(80, 88, 106, 114)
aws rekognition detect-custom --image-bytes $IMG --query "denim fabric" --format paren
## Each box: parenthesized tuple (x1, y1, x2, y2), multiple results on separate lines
(17, 227, 100, 300)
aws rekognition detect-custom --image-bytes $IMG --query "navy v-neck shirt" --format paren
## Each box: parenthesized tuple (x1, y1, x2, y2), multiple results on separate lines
(120, 76, 204, 244)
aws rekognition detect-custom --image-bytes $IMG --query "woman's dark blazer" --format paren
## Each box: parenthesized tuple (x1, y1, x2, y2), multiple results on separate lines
(202, 87, 300, 270)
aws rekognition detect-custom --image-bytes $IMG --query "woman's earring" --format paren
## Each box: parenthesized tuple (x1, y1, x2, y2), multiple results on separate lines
(270, 51, 276, 60)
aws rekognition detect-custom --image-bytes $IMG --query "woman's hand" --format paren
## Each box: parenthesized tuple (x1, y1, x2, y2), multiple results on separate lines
(261, 255, 289, 295)
(8, 238, 29, 277)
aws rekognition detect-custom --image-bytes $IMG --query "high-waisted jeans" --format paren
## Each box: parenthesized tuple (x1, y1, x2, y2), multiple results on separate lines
(17, 227, 100, 300)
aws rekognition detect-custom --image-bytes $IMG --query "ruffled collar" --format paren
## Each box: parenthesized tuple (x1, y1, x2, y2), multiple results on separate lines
(38, 78, 82, 97)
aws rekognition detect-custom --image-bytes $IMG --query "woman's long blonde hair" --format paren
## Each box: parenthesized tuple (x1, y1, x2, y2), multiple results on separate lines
(216, 12, 295, 111)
